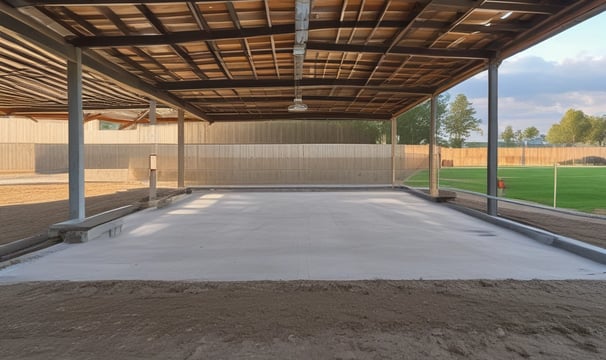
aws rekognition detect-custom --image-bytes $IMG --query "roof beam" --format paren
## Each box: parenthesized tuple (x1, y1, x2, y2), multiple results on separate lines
(136, 4, 208, 80)
(205, 112, 392, 122)
(186, 2, 233, 79)
(68, 20, 446, 48)
(307, 42, 494, 59)
(187, 95, 382, 104)
(0, 2, 208, 120)
(160, 78, 434, 94)
(68, 18, 524, 48)
(94, 7, 180, 82)
(480, 2, 564, 14)
(9, 0, 256, 6)
(225, 1, 257, 80)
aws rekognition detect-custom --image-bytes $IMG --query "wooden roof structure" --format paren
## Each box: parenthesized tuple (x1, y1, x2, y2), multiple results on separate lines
(1, 0, 604, 123)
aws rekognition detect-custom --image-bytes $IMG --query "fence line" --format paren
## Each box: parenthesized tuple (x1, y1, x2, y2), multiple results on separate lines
(441, 146, 606, 167)
(0, 118, 383, 144)
(3, 142, 606, 183)
(2, 144, 427, 185)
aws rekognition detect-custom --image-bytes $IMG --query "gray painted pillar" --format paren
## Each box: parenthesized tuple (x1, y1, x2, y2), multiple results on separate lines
(391, 117, 397, 187)
(67, 48, 85, 220)
(177, 109, 185, 188)
(429, 95, 439, 197)
(487, 59, 500, 215)
(149, 100, 157, 201)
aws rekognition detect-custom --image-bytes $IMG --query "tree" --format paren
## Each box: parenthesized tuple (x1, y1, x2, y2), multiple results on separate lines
(546, 109, 591, 145)
(587, 115, 606, 146)
(442, 94, 481, 148)
(523, 126, 540, 141)
(390, 94, 449, 144)
(347, 120, 385, 143)
(501, 125, 515, 146)
(514, 129, 523, 145)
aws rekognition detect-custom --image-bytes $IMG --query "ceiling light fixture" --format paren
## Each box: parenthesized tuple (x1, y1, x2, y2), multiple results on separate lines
(500, 11, 513, 20)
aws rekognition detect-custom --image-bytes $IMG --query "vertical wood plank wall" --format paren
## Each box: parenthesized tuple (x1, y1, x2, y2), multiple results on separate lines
(1, 119, 605, 183)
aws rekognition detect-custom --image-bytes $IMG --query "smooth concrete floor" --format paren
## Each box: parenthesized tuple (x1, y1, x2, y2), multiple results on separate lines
(2, 190, 606, 282)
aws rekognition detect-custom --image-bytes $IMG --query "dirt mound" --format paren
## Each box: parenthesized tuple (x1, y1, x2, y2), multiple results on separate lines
(1, 280, 605, 359)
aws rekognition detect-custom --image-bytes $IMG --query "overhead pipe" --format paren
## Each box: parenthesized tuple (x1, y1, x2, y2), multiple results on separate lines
(289, 0, 310, 112)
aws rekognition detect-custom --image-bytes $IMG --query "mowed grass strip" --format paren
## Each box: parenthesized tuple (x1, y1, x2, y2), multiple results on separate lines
(405, 166, 606, 213)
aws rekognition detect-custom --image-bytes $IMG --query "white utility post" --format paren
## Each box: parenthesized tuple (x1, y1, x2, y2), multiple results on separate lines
(553, 163, 558, 208)
(149, 100, 157, 201)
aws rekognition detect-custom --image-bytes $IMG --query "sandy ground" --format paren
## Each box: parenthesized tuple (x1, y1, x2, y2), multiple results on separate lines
(0, 182, 175, 245)
(2, 181, 606, 358)
(450, 192, 606, 249)
(1, 280, 605, 359)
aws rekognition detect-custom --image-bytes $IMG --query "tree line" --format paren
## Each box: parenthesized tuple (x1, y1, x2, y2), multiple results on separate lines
(499, 109, 606, 147)
(387, 93, 481, 148)
(546, 109, 606, 146)
(352, 95, 604, 147)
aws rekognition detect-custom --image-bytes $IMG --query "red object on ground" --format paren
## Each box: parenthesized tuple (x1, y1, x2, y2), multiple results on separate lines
(497, 179, 506, 189)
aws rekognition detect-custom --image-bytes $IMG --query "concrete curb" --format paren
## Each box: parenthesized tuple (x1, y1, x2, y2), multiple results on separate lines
(49, 205, 137, 243)
(139, 188, 192, 208)
(156, 192, 192, 209)
(0, 234, 55, 260)
(400, 186, 457, 203)
(188, 185, 398, 192)
(0, 189, 193, 261)
(444, 202, 606, 265)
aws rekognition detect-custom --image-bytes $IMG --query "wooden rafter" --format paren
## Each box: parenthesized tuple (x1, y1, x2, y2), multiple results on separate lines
(0, 0, 603, 123)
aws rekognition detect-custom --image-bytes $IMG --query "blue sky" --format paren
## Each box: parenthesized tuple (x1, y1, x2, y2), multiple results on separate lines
(448, 11, 606, 142)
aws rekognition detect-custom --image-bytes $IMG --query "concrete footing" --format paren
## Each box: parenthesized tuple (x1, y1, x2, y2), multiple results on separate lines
(48, 205, 136, 243)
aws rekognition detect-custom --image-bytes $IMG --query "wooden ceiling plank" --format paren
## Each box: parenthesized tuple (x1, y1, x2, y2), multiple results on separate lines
(335, 0, 348, 43)
(136, 4, 208, 80)
(225, 1, 258, 80)
(69, 19, 506, 47)
(96, 6, 181, 81)
(56, 6, 173, 83)
(480, 2, 564, 14)
(0, 3, 210, 119)
(187, 2, 233, 79)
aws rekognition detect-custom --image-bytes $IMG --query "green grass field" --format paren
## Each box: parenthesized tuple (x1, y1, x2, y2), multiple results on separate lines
(405, 166, 606, 213)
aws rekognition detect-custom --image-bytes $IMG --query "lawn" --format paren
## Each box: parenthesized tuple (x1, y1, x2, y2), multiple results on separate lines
(405, 166, 606, 213)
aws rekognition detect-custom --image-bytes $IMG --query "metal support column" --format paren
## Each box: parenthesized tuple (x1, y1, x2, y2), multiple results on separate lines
(391, 117, 397, 187)
(487, 59, 500, 215)
(149, 100, 157, 201)
(177, 109, 185, 188)
(67, 48, 84, 220)
(429, 95, 439, 197)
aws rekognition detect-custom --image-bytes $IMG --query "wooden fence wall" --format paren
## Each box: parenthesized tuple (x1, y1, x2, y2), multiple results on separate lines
(16, 144, 426, 185)
(0, 143, 35, 173)
(0, 118, 382, 144)
(2, 118, 605, 183)
(441, 147, 606, 167)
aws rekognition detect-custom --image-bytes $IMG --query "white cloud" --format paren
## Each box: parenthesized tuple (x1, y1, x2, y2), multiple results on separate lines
(449, 55, 606, 142)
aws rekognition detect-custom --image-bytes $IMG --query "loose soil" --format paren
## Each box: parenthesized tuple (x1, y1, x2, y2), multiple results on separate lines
(1, 280, 605, 359)
(450, 192, 606, 249)
(2, 182, 606, 358)
(0, 183, 175, 245)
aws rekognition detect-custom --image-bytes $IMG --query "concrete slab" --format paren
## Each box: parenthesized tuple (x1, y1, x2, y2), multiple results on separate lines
(1, 191, 605, 282)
